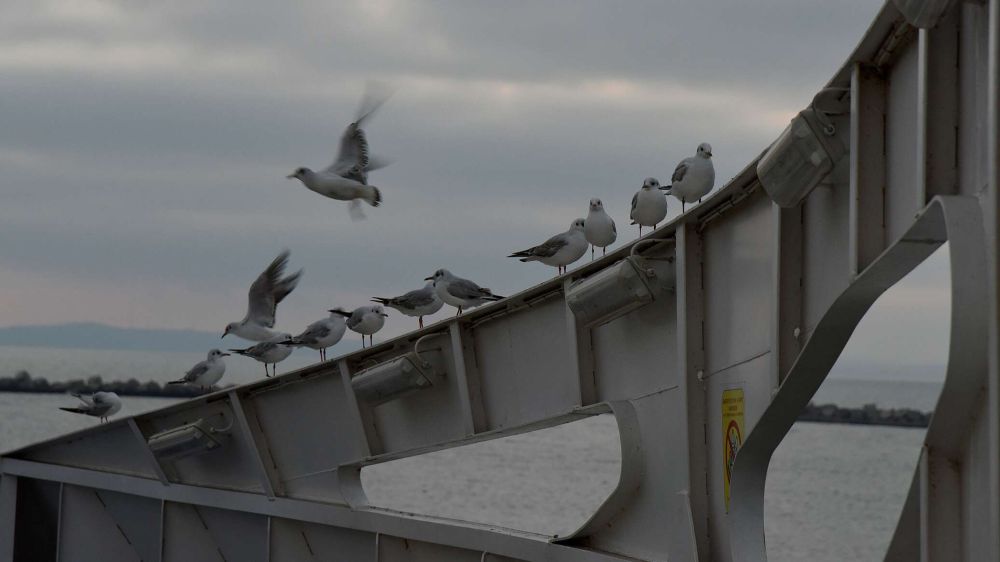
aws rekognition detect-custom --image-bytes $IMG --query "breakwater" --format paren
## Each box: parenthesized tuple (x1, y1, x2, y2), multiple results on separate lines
(0, 371, 221, 398)
(798, 402, 930, 428)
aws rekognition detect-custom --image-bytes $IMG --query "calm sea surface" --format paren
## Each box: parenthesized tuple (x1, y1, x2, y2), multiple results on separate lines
(0, 345, 939, 561)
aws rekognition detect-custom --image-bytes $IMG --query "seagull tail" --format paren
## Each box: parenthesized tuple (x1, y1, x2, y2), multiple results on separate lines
(59, 407, 87, 414)
(165, 379, 186, 385)
(348, 200, 367, 221)
(508, 250, 532, 259)
(329, 309, 353, 318)
(279, 338, 300, 346)
(228, 348, 250, 356)
(371, 297, 391, 305)
(659, 184, 672, 192)
(367, 186, 382, 207)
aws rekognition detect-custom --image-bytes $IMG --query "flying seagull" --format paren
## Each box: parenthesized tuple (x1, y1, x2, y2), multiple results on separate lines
(222, 250, 302, 342)
(287, 85, 392, 220)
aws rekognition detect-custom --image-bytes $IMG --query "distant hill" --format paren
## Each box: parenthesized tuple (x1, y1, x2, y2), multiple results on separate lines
(0, 323, 221, 353)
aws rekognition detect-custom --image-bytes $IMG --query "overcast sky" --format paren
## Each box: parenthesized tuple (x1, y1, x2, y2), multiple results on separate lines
(0, 1, 950, 379)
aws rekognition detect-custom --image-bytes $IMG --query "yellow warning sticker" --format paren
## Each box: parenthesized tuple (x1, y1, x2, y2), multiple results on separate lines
(722, 388, 745, 512)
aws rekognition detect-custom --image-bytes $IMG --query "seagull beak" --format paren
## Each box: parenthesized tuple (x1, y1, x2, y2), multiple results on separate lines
(424, 276, 433, 281)
(220, 332, 227, 339)
(220, 352, 231, 357)
(286, 173, 296, 179)
(380, 313, 389, 317)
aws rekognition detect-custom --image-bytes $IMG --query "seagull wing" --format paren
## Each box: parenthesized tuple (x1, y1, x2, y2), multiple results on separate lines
(397, 288, 438, 309)
(324, 85, 391, 176)
(511, 233, 568, 259)
(672, 160, 689, 184)
(630, 192, 639, 219)
(296, 321, 331, 345)
(246, 251, 301, 328)
(448, 278, 491, 300)
(184, 360, 210, 382)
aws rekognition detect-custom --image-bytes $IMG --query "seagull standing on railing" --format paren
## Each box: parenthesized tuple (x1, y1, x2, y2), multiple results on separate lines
(59, 391, 122, 423)
(282, 310, 348, 361)
(222, 250, 302, 342)
(661, 142, 715, 212)
(372, 282, 443, 329)
(333, 305, 389, 348)
(584, 198, 617, 259)
(287, 85, 392, 220)
(508, 218, 588, 275)
(230, 334, 294, 378)
(630, 177, 668, 236)
(167, 349, 229, 390)
(426, 269, 504, 316)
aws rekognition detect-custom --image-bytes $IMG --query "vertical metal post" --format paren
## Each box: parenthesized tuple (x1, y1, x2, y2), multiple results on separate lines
(564, 278, 597, 406)
(986, 1, 1000, 560)
(449, 323, 487, 435)
(849, 62, 887, 276)
(0, 476, 17, 562)
(228, 391, 283, 499)
(917, 29, 929, 207)
(337, 359, 381, 456)
(128, 419, 170, 486)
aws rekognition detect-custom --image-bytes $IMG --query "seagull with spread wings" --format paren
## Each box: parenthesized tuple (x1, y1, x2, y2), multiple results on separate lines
(287, 86, 392, 220)
(660, 142, 715, 212)
(222, 250, 303, 342)
(508, 218, 588, 275)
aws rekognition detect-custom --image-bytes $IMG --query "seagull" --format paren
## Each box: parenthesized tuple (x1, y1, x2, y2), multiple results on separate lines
(59, 391, 122, 423)
(287, 86, 392, 220)
(332, 305, 388, 348)
(167, 349, 229, 390)
(230, 334, 293, 377)
(426, 269, 504, 316)
(222, 250, 302, 342)
(661, 142, 715, 212)
(584, 198, 617, 259)
(282, 310, 348, 361)
(508, 218, 588, 275)
(372, 282, 443, 329)
(630, 177, 668, 236)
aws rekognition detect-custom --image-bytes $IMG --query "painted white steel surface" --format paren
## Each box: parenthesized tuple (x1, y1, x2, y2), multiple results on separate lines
(2, 2, 1000, 561)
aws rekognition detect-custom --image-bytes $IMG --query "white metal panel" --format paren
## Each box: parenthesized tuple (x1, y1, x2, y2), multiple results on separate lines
(22, 424, 159, 479)
(885, 39, 921, 242)
(58, 485, 142, 562)
(269, 517, 375, 562)
(163, 502, 267, 562)
(94, 489, 162, 562)
(249, 376, 366, 501)
(590, 295, 678, 402)
(801, 164, 851, 337)
(378, 534, 482, 562)
(473, 298, 581, 430)
(703, 192, 774, 375)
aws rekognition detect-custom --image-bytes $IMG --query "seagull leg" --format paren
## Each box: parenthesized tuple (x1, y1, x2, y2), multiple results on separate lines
(419, 317, 424, 329)
(682, 201, 686, 212)
(602, 247, 607, 256)
(591, 245, 595, 260)
(639, 226, 643, 237)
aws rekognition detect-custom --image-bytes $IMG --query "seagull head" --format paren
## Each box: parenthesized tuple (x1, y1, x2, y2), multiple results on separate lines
(425, 268, 451, 283)
(571, 218, 586, 231)
(643, 177, 661, 190)
(221, 322, 238, 339)
(371, 305, 389, 318)
(589, 198, 603, 211)
(697, 143, 713, 158)
(208, 349, 230, 359)
(286, 167, 310, 180)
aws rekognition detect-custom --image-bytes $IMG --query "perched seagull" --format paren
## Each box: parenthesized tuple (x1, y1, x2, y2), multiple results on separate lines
(661, 142, 715, 212)
(372, 282, 443, 329)
(222, 250, 302, 342)
(333, 305, 388, 348)
(508, 218, 588, 275)
(630, 177, 668, 236)
(287, 87, 392, 220)
(59, 391, 122, 423)
(426, 269, 504, 316)
(282, 310, 347, 361)
(584, 198, 617, 259)
(167, 349, 229, 390)
(230, 334, 293, 378)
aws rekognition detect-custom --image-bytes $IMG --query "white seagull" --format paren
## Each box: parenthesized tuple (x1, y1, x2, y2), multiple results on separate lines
(333, 305, 389, 348)
(287, 87, 392, 220)
(630, 177, 668, 236)
(282, 310, 348, 361)
(222, 250, 302, 342)
(661, 142, 715, 212)
(372, 282, 444, 329)
(426, 269, 504, 316)
(508, 218, 588, 275)
(59, 391, 122, 423)
(230, 334, 294, 378)
(167, 349, 229, 390)
(584, 198, 617, 259)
